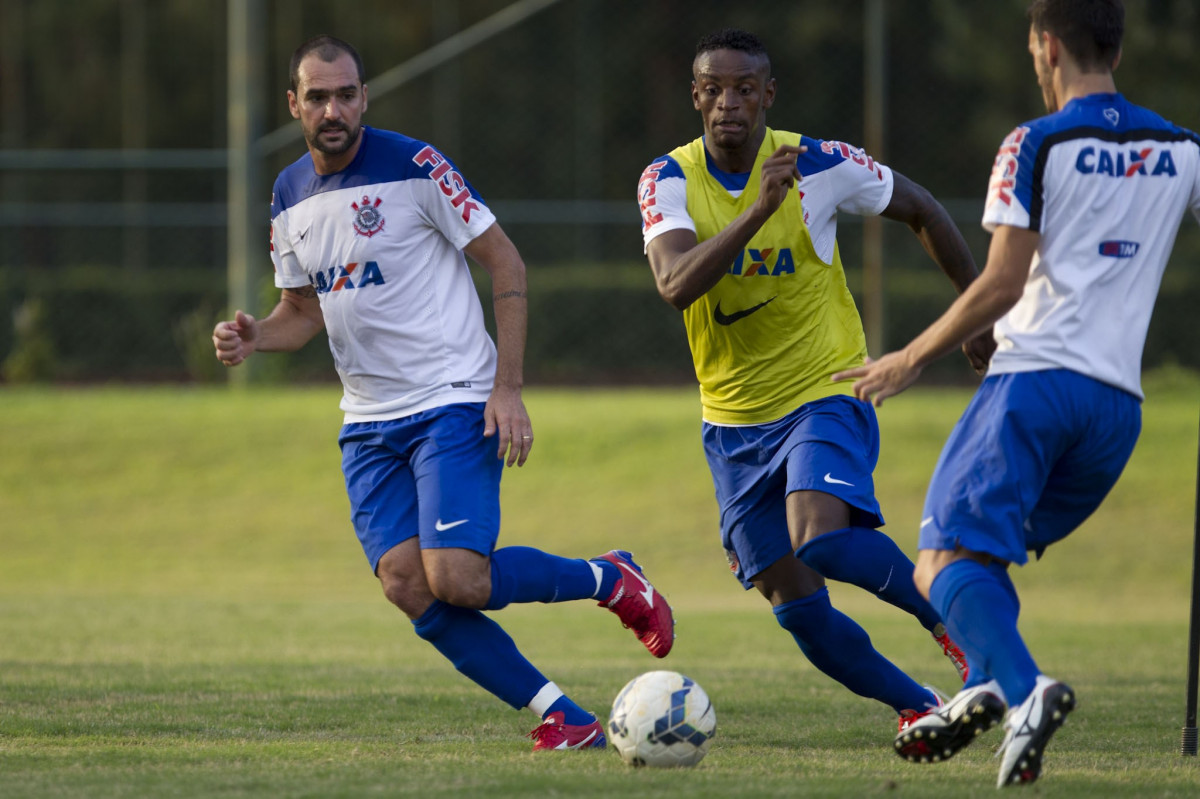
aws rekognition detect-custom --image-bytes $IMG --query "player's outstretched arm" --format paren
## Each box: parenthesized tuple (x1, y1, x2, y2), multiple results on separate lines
(833, 224, 1036, 405)
(881, 171, 995, 373)
(464, 222, 534, 468)
(648, 144, 806, 310)
(211, 286, 324, 366)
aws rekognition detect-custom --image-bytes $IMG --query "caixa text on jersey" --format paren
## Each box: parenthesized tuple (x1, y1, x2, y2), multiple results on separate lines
(309, 261, 386, 294)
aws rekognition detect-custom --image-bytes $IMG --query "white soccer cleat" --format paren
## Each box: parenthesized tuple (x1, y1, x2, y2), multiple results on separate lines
(995, 675, 1075, 788)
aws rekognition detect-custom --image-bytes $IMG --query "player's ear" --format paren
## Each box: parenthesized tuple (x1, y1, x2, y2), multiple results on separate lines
(762, 77, 777, 110)
(1045, 32, 1061, 68)
(361, 82, 369, 113)
(691, 81, 701, 111)
(287, 90, 300, 120)
(1111, 47, 1122, 73)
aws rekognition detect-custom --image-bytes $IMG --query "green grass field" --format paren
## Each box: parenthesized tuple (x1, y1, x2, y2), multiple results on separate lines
(2, 375, 1199, 797)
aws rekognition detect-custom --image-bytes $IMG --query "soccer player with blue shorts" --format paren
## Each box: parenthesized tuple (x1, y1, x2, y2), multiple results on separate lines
(213, 35, 674, 752)
(836, 0, 1200, 787)
(640, 29, 992, 733)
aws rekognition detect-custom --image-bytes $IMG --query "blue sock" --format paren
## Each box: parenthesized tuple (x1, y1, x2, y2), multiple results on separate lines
(545, 694, 595, 726)
(591, 554, 622, 601)
(485, 546, 604, 610)
(796, 527, 943, 632)
(963, 652, 990, 691)
(774, 587, 935, 714)
(412, 600, 547, 709)
(929, 559, 1038, 706)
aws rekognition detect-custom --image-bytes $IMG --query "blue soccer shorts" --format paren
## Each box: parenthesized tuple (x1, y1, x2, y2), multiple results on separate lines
(339, 402, 503, 573)
(703, 394, 886, 588)
(919, 369, 1141, 565)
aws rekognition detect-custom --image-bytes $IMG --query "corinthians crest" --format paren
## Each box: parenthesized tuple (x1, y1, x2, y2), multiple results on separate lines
(351, 195, 385, 237)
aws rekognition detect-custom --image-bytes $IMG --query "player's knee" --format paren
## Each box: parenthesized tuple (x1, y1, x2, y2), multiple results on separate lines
(912, 558, 939, 599)
(379, 571, 433, 617)
(422, 550, 492, 609)
(426, 574, 489, 609)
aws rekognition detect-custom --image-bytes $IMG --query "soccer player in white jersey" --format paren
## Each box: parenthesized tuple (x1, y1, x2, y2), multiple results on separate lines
(835, 0, 1200, 787)
(212, 35, 674, 751)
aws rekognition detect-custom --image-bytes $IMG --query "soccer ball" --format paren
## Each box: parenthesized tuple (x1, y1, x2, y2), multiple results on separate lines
(607, 670, 716, 767)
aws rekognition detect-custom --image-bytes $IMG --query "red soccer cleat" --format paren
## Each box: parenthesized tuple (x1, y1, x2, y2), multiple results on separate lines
(933, 624, 969, 683)
(895, 681, 1005, 764)
(593, 550, 675, 658)
(898, 686, 948, 735)
(528, 711, 606, 751)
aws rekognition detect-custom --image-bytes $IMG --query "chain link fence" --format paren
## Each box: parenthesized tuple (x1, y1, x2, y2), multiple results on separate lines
(3, 0, 1198, 384)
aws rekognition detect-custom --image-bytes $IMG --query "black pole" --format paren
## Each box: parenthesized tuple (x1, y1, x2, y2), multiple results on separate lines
(1183, 407, 1200, 756)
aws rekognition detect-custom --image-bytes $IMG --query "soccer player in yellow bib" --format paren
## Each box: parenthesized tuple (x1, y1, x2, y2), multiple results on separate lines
(639, 28, 993, 732)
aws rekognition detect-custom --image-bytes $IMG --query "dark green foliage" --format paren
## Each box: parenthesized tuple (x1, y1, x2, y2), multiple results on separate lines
(5, 258, 1200, 383)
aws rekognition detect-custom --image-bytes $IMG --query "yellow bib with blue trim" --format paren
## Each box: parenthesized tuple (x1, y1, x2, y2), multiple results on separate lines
(672, 129, 868, 424)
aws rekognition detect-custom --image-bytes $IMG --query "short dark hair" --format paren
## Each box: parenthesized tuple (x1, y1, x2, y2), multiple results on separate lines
(1027, 0, 1123, 71)
(289, 34, 366, 93)
(696, 28, 768, 58)
(695, 28, 770, 72)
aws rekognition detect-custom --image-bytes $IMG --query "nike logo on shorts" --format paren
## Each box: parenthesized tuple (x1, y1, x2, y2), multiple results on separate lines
(823, 473, 854, 487)
(877, 565, 894, 593)
(434, 518, 469, 532)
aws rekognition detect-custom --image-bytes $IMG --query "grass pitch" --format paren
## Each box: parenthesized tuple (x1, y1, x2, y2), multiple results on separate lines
(1, 374, 1198, 797)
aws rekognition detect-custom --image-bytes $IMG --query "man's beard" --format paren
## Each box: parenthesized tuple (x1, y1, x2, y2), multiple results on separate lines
(307, 121, 361, 155)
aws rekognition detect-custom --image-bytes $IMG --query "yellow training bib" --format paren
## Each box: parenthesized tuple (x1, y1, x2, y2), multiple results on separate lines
(671, 129, 869, 425)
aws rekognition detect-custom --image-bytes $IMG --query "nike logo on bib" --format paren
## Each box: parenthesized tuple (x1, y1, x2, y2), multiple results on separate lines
(434, 518, 469, 532)
(713, 296, 776, 325)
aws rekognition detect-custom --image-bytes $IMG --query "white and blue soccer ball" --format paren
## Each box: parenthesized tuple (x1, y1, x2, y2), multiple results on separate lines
(607, 670, 716, 767)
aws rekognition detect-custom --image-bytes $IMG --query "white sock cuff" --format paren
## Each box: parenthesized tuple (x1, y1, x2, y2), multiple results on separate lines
(589, 561, 604, 597)
(527, 681, 564, 717)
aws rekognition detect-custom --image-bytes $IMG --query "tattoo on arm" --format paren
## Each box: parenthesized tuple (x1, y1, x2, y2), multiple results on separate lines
(286, 285, 318, 299)
(494, 290, 527, 301)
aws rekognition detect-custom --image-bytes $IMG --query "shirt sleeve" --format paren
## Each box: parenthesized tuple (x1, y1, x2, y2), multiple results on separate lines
(407, 144, 498, 250)
(638, 155, 695, 252)
(1189, 137, 1200, 225)
(269, 206, 310, 290)
(983, 125, 1037, 233)
(809, 140, 894, 217)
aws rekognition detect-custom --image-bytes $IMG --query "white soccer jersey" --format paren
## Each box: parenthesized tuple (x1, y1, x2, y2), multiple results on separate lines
(982, 93, 1200, 399)
(270, 126, 499, 422)
(641, 134, 894, 263)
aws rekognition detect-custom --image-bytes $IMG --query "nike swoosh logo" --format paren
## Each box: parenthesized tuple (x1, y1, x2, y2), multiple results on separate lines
(920, 516, 934, 528)
(618, 562, 656, 608)
(877, 565, 894, 593)
(713, 296, 776, 325)
(823, 473, 854, 487)
(563, 728, 599, 749)
(434, 518, 469, 532)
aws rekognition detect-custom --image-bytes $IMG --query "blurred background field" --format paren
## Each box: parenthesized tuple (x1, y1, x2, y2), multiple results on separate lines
(1, 377, 1198, 796)
(3, 372, 1196, 614)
